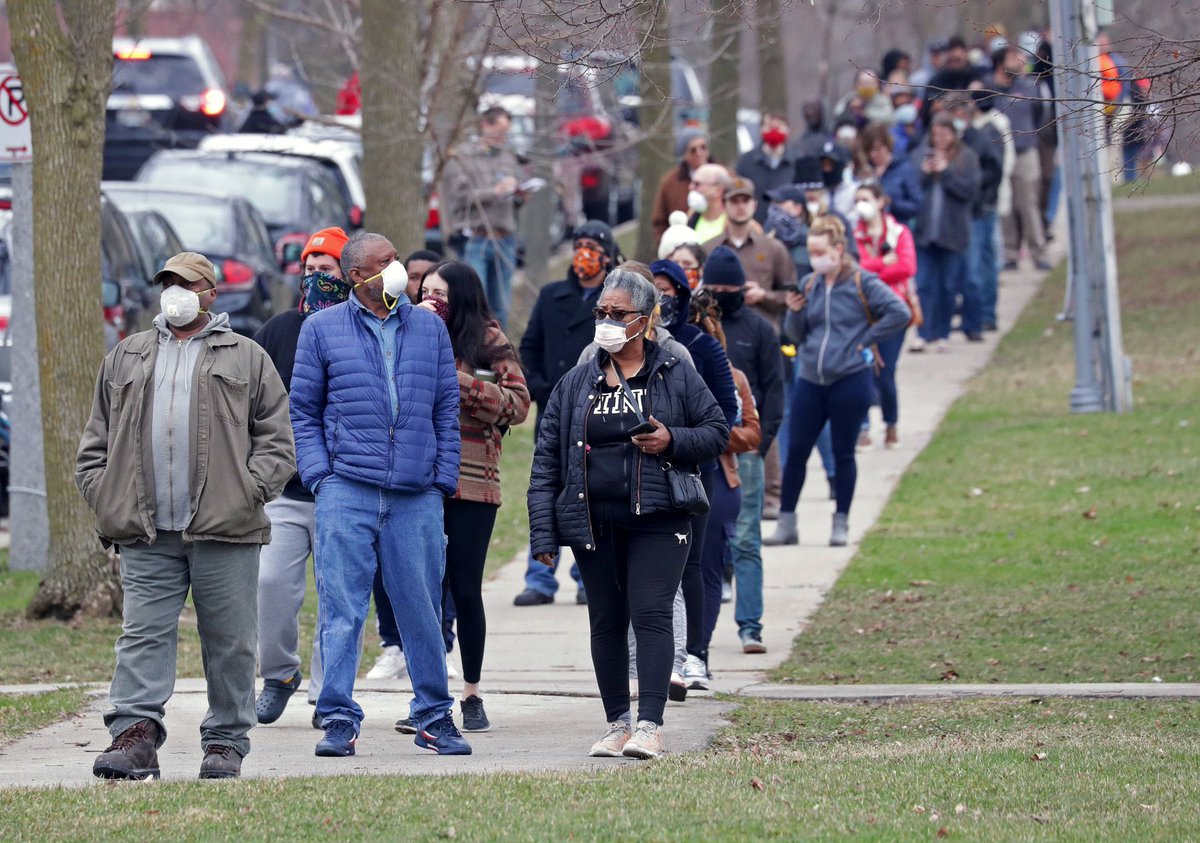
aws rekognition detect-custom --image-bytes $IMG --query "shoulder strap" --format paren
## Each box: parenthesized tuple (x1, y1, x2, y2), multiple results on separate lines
(612, 362, 648, 425)
(853, 271, 875, 325)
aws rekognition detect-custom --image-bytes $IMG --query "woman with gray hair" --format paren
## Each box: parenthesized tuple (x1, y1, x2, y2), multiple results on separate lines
(528, 268, 729, 760)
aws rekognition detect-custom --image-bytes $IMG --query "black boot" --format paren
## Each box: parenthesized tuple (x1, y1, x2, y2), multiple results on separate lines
(93, 719, 161, 780)
(199, 744, 242, 779)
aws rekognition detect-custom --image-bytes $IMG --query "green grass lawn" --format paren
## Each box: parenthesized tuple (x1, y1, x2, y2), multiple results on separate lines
(0, 422, 534, 685)
(1, 697, 1197, 841)
(772, 193, 1199, 685)
(0, 687, 91, 747)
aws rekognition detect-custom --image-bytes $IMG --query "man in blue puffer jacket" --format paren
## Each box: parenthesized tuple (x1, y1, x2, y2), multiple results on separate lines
(290, 232, 471, 758)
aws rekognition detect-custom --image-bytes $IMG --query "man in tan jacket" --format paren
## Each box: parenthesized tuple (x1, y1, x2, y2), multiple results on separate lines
(76, 251, 294, 781)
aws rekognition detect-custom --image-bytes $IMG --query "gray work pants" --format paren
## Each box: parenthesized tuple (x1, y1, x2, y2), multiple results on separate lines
(1002, 148, 1047, 264)
(106, 531, 260, 758)
(256, 496, 323, 702)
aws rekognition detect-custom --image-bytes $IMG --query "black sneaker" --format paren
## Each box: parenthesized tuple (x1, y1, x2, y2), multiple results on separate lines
(575, 590, 588, 605)
(199, 744, 241, 779)
(395, 717, 417, 734)
(414, 711, 472, 755)
(93, 719, 160, 780)
(966, 332, 985, 343)
(255, 668, 301, 724)
(513, 589, 553, 606)
(460, 695, 491, 732)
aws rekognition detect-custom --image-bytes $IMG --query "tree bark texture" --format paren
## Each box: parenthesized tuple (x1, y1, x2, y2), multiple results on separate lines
(10, 0, 123, 619)
(634, 1, 675, 263)
(757, 0, 786, 117)
(708, 0, 741, 166)
(360, 0, 426, 254)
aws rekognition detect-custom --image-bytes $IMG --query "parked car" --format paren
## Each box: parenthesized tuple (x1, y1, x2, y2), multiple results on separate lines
(135, 149, 351, 275)
(198, 133, 365, 229)
(0, 206, 134, 361)
(103, 183, 279, 335)
(105, 36, 234, 180)
(123, 208, 186, 282)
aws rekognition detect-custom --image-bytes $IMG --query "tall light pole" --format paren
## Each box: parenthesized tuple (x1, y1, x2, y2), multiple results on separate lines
(1050, 0, 1133, 413)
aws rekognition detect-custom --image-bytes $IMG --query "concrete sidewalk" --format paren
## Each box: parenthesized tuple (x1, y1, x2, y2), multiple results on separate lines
(0, 243, 1065, 788)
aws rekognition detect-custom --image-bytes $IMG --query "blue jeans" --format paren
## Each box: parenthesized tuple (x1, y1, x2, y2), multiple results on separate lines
(523, 549, 584, 598)
(968, 213, 999, 328)
(916, 244, 969, 341)
(314, 476, 452, 733)
(1122, 141, 1144, 184)
(782, 370, 873, 516)
(731, 451, 765, 637)
(464, 234, 518, 329)
(783, 362, 835, 481)
(872, 328, 906, 426)
(374, 565, 456, 653)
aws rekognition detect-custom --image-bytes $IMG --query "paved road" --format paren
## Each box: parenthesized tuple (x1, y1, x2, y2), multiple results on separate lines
(0, 238, 1066, 787)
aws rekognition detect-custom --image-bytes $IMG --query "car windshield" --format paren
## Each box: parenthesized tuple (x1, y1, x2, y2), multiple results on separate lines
(113, 55, 207, 98)
(111, 193, 234, 254)
(141, 158, 300, 226)
(483, 70, 535, 98)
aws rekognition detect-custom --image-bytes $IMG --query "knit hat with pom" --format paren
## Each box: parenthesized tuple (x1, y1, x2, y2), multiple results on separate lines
(657, 210, 699, 259)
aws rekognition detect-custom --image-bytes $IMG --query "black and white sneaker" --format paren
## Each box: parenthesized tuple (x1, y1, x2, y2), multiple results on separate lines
(461, 695, 491, 732)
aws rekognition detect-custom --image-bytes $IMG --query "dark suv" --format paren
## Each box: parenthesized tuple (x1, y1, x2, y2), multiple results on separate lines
(105, 36, 232, 180)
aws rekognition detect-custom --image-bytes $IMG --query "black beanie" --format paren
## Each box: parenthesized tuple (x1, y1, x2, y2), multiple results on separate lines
(702, 246, 745, 288)
(574, 219, 620, 262)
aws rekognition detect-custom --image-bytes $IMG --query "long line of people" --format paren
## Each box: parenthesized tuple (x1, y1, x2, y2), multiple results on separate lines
(80, 30, 1106, 780)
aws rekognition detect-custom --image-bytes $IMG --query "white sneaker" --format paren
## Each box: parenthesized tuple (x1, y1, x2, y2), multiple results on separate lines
(622, 720, 664, 759)
(365, 645, 407, 680)
(446, 653, 459, 679)
(682, 655, 709, 690)
(721, 581, 732, 604)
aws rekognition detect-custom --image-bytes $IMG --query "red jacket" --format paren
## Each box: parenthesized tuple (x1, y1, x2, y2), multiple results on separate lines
(854, 214, 916, 299)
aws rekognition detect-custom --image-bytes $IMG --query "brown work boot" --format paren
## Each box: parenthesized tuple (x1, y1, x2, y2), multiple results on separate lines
(93, 719, 161, 780)
(199, 743, 242, 779)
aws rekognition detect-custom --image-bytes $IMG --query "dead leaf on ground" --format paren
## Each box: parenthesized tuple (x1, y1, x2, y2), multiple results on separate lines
(1032, 815, 1050, 824)
(941, 669, 959, 681)
(912, 805, 926, 814)
(750, 777, 766, 792)
(936, 828, 950, 838)
(909, 579, 934, 587)
(955, 804, 967, 815)
(1032, 752, 1048, 761)
(1082, 506, 1098, 519)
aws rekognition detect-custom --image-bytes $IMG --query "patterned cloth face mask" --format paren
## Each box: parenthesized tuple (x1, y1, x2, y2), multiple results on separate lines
(299, 271, 353, 315)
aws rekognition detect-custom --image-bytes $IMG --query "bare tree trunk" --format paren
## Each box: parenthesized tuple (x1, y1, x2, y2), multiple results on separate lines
(11, 0, 123, 619)
(708, 0, 741, 165)
(634, 1, 674, 263)
(360, 0, 425, 252)
(758, 0, 787, 116)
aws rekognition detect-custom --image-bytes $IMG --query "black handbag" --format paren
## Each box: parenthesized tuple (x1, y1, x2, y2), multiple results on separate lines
(613, 361, 710, 516)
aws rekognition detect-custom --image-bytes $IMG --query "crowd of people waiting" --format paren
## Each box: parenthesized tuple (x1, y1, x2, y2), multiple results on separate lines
(75, 26, 1168, 780)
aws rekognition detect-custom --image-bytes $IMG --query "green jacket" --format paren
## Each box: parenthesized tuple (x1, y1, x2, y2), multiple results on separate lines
(76, 325, 295, 546)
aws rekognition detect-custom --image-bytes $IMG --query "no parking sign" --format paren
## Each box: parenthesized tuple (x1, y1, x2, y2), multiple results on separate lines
(0, 71, 32, 161)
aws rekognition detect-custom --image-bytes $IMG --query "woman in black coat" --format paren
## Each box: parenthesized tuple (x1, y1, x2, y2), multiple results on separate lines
(528, 268, 728, 761)
(912, 112, 981, 351)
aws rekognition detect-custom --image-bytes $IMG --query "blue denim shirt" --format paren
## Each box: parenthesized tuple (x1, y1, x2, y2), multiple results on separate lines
(351, 293, 401, 420)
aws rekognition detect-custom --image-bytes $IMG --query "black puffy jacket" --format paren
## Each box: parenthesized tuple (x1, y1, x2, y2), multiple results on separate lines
(528, 341, 729, 555)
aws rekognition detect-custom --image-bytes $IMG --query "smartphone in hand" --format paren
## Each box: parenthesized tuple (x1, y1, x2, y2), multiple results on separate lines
(628, 420, 657, 436)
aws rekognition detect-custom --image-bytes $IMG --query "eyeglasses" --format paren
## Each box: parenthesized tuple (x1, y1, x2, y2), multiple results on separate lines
(593, 307, 641, 321)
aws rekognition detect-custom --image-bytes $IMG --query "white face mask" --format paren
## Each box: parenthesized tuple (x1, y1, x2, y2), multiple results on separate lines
(855, 200, 879, 221)
(160, 284, 204, 327)
(810, 253, 840, 275)
(806, 201, 822, 219)
(380, 260, 408, 298)
(686, 189, 708, 214)
(594, 317, 641, 354)
(952, 118, 968, 135)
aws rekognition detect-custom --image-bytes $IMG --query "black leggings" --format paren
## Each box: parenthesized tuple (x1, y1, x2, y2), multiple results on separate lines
(442, 498, 498, 685)
(781, 369, 873, 515)
(682, 468, 716, 659)
(573, 501, 690, 726)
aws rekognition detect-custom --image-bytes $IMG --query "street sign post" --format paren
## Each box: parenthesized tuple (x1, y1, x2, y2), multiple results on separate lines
(0, 71, 32, 161)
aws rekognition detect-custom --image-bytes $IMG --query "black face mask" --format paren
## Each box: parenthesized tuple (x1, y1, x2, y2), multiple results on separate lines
(712, 290, 744, 317)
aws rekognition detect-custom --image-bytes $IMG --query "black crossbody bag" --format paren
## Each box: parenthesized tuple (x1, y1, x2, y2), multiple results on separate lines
(612, 362, 710, 516)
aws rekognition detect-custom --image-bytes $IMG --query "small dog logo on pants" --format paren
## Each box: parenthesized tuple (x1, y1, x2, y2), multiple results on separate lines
(674, 532, 688, 545)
